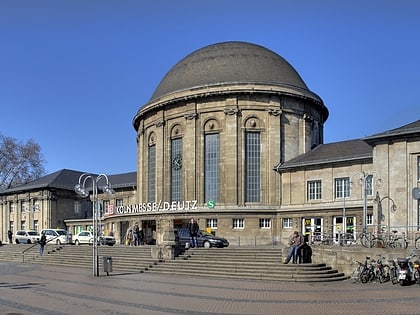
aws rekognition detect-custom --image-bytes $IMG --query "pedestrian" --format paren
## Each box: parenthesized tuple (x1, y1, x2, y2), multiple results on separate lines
(300, 235, 313, 263)
(187, 218, 199, 248)
(8, 229, 13, 244)
(138, 227, 144, 246)
(38, 231, 47, 255)
(125, 229, 133, 246)
(283, 231, 304, 264)
(133, 223, 140, 246)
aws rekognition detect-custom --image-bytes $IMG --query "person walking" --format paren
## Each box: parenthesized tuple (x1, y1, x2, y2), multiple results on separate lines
(283, 231, 304, 264)
(187, 218, 199, 248)
(38, 231, 47, 255)
(8, 229, 13, 244)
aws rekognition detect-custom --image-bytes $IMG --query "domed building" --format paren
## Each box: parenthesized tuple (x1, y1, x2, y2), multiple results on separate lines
(1, 41, 419, 250)
(132, 41, 329, 245)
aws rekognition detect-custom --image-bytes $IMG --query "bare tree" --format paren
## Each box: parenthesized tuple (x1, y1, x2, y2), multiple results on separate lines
(0, 133, 46, 190)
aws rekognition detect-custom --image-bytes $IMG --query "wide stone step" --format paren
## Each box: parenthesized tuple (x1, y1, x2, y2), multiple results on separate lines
(0, 244, 346, 282)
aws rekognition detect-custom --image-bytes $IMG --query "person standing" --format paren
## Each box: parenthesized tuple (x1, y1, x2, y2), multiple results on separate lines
(8, 230, 13, 244)
(283, 231, 304, 264)
(187, 218, 199, 248)
(133, 223, 140, 246)
(38, 231, 47, 255)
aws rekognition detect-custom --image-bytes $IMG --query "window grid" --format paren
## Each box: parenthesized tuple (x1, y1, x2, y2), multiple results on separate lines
(245, 132, 260, 202)
(206, 218, 218, 229)
(365, 175, 373, 196)
(103, 200, 110, 214)
(171, 138, 183, 201)
(148, 145, 156, 203)
(232, 218, 245, 229)
(204, 134, 220, 202)
(259, 218, 271, 229)
(116, 199, 123, 207)
(418, 156, 420, 181)
(282, 218, 293, 229)
(335, 177, 350, 198)
(367, 214, 373, 225)
(307, 180, 322, 200)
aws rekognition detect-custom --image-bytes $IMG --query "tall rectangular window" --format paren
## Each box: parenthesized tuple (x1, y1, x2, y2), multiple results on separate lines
(148, 145, 156, 203)
(417, 156, 420, 181)
(171, 138, 183, 202)
(365, 175, 374, 196)
(103, 200, 110, 215)
(74, 200, 82, 215)
(245, 132, 260, 202)
(205, 134, 220, 203)
(307, 180, 322, 200)
(335, 177, 350, 198)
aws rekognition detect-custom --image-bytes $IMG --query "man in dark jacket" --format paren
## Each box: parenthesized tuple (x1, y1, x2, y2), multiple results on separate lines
(187, 218, 199, 248)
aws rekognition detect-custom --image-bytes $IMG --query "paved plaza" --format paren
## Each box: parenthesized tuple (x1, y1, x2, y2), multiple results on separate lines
(1, 262, 420, 315)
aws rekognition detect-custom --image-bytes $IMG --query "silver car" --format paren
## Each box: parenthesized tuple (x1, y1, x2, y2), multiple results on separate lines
(15, 230, 40, 244)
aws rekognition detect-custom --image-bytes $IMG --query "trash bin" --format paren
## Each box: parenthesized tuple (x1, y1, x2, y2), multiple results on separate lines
(103, 256, 113, 275)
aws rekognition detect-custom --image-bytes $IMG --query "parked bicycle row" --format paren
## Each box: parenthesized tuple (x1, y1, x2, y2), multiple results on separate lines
(311, 230, 420, 249)
(350, 252, 420, 286)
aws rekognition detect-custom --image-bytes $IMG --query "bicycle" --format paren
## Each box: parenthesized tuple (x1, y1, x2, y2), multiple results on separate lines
(381, 231, 408, 249)
(350, 260, 365, 283)
(354, 232, 372, 248)
(373, 255, 390, 283)
(350, 256, 375, 283)
(414, 234, 420, 249)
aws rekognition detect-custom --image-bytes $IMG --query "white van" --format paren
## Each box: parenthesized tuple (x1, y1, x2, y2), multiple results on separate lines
(41, 229, 72, 245)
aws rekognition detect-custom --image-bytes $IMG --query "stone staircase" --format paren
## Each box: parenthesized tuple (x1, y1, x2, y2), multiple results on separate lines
(0, 244, 347, 282)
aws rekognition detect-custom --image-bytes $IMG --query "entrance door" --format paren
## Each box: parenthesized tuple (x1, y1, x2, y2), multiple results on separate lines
(303, 218, 323, 244)
(333, 216, 356, 244)
(142, 220, 156, 245)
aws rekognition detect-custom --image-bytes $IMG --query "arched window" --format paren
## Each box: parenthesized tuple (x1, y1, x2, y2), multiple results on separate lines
(171, 137, 183, 201)
(148, 144, 156, 203)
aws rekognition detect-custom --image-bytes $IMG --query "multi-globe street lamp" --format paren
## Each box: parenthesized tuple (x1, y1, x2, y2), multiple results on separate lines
(351, 171, 381, 234)
(375, 192, 397, 237)
(74, 173, 114, 277)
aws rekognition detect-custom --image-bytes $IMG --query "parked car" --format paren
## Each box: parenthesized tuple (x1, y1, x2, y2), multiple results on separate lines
(15, 230, 40, 244)
(73, 231, 116, 246)
(175, 228, 229, 248)
(40, 229, 72, 245)
(73, 231, 93, 245)
(99, 235, 116, 246)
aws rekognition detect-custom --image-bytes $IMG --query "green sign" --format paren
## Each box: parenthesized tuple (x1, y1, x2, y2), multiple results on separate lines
(207, 200, 215, 209)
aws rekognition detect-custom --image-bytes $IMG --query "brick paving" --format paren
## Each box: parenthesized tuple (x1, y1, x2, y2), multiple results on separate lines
(1, 262, 420, 315)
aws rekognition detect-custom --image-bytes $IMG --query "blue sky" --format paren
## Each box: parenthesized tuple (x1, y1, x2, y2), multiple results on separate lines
(1, 1, 419, 175)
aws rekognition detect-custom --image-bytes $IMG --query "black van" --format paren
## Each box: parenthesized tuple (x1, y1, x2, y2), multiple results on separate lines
(175, 228, 229, 248)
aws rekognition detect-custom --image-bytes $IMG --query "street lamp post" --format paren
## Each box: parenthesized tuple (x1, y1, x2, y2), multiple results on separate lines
(75, 173, 114, 277)
(353, 171, 381, 234)
(375, 192, 397, 238)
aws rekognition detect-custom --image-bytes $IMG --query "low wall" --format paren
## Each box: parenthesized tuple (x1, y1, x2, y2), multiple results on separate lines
(311, 246, 414, 276)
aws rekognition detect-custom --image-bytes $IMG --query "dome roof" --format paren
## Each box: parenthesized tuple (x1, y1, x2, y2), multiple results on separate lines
(150, 41, 310, 101)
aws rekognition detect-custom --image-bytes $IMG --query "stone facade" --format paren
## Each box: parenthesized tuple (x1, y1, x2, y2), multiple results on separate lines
(1, 42, 419, 249)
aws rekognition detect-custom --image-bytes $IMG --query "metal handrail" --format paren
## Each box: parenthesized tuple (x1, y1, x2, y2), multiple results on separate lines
(21, 235, 60, 262)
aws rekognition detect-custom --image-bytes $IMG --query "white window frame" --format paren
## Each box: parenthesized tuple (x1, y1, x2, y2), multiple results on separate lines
(259, 218, 271, 229)
(233, 218, 245, 229)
